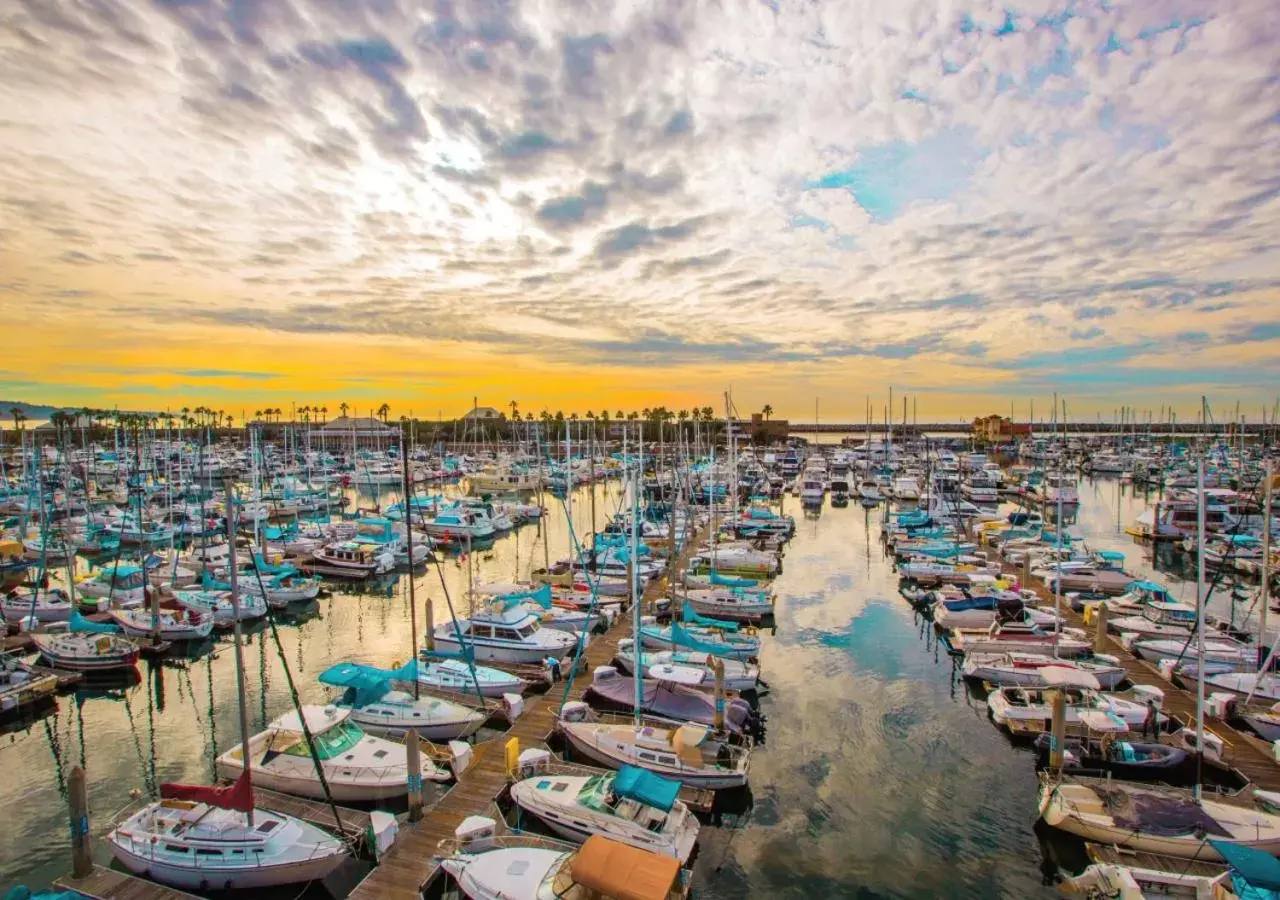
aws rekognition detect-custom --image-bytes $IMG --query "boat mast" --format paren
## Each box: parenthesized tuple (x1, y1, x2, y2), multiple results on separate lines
(224, 475, 254, 825)
(1195, 455, 1207, 801)
(629, 424, 643, 728)
(1053, 393, 1063, 657)
(401, 420, 420, 700)
(1248, 462, 1274, 704)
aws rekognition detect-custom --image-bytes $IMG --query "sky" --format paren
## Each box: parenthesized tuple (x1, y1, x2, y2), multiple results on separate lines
(1, 0, 1278, 424)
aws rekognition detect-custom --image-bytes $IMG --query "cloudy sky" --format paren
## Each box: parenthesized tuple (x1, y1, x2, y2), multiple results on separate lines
(1, 0, 1277, 422)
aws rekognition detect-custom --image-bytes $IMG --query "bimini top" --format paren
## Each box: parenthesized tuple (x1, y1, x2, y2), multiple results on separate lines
(319, 662, 396, 707)
(1095, 550, 1125, 561)
(612, 765, 680, 813)
(569, 835, 681, 900)
(1126, 579, 1171, 596)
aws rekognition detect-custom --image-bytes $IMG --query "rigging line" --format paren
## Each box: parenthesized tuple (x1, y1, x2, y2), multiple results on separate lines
(75, 692, 86, 771)
(243, 549, 353, 849)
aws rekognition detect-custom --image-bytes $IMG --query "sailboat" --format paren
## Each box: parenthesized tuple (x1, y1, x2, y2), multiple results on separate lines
(107, 492, 349, 889)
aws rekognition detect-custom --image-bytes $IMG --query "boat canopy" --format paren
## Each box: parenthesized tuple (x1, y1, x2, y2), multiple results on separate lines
(1039, 665, 1101, 691)
(70, 610, 120, 634)
(569, 835, 681, 900)
(682, 602, 740, 632)
(1095, 550, 1125, 561)
(1126, 580, 1170, 596)
(318, 662, 395, 707)
(612, 765, 680, 812)
(1212, 840, 1280, 893)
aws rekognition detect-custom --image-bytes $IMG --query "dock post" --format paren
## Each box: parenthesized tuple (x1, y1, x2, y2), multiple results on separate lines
(69, 765, 92, 878)
(1049, 690, 1066, 772)
(1093, 602, 1108, 654)
(1022, 550, 1032, 589)
(405, 728, 424, 823)
(713, 658, 725, 731)
(424, 596, 435, 651)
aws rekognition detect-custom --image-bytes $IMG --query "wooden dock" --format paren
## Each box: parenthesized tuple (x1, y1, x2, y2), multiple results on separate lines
(1020, 570, 1280, 790)
(54, 865, 202, 900)
(347, 531, 703, 900)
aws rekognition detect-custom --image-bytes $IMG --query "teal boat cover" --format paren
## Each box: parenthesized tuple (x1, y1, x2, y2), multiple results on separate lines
(710, 571, 757, 588)
(494, 583, 552, 609)
(683, 601, 740, 632)
(318, 662, 394, 706)
(612, 764, 679, 812)
(1211, 841, 1280, 893)
(70, 610, 120, 634)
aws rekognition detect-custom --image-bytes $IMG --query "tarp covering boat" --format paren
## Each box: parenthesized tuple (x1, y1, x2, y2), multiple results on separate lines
(1096, 786, 1231, 838)
(585, 673, 750, 733)
(569, 835, 681, 900)
(1212, 840, 1280, 892)
(710, 572, 758, 588)
(70, 610, 120, 634)
(160, 770, 253, 813)
(682, 602, 740, 632)
(613, 765, 680, 812)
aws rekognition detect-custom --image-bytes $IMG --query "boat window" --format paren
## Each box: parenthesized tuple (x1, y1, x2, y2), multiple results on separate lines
(551, 781, 570, 793)
(196, 848, 222, 856)
(493, 628, 517, 640)
(472, 625, 493, 639)
(373, 749, 388, 759)
(164, 844, 189, 853)
(638, 752, 656, 761)
(517, 625, 535, 639)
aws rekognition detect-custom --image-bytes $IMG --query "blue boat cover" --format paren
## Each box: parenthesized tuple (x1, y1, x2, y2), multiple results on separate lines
(710, 571, 757, 588)
(1127, 580, 1169, 595)
(1211, 842, 1280, 893)
(494, 583, 552, 609)
(201, 571, 232, 591)
(682, 601, 740, 632)
(70, 610, 120, 634)
(1096, 550, 1125, 560)
(612, 765, 679, 812)
(318, 662, 393, 707)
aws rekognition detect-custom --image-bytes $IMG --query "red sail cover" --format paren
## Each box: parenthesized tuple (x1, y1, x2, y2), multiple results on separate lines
(160, 771, 254, 813)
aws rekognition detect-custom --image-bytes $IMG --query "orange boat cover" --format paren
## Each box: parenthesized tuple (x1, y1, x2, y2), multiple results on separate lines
(569, 835, 679, 900)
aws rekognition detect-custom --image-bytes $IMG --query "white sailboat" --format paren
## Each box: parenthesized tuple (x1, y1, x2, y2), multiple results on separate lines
(108, 489, 350, 889)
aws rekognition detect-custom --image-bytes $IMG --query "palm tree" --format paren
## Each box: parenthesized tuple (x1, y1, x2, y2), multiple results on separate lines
(319, 405, 328, 425)
(616, 410, 625, 421)
(339, 402, 350, 419)
(762, 404, 774, 421)
(525, 412, 534, 422)
(509, 400, 519, 421)
(701, 405, 714, 422)
(554, 410, 565, 424)
(9, 407, 25, 437)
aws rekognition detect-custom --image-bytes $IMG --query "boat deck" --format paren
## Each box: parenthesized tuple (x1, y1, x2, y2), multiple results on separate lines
(1083, 842, 1226, 878)
(249, 787, 375, 850)
(347, 536, 700, 900)
(54, 865, 202, 900)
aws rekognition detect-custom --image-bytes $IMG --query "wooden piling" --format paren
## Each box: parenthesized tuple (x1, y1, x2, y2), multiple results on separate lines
(69, 765, 92, 879)
(1093, 602, 1108, 654)
(713, 658, 725, 731)
(1049, 690, 1066, 772)
(406, 727, 424, 823)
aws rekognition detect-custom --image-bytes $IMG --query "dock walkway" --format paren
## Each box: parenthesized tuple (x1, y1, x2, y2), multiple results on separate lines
(348, 531, 703, 900)
(54, 865, 202, 900)
(1020, 570, 1280, 789)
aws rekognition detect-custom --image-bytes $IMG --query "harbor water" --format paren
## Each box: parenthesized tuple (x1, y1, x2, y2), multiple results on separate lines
(0, 475, 1242, 898)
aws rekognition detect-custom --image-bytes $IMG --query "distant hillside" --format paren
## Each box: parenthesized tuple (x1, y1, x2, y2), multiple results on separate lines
(0, 401, 68, 420)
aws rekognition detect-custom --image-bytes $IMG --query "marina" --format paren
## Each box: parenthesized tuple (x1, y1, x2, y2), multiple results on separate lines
(0, 409, 1277, 900)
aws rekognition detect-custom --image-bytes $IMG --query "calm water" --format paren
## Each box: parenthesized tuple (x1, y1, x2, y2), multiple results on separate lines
(1, 476, 1242, 898)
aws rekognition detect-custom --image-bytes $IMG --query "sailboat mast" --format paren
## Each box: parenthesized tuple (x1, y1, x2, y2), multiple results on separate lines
(1261, 462, 1273, 664)
(224, 475, 253, 825)
(1195, 456, 1207, 800)
(629, 425, 642, 726)
(401, 420, 420, 700)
